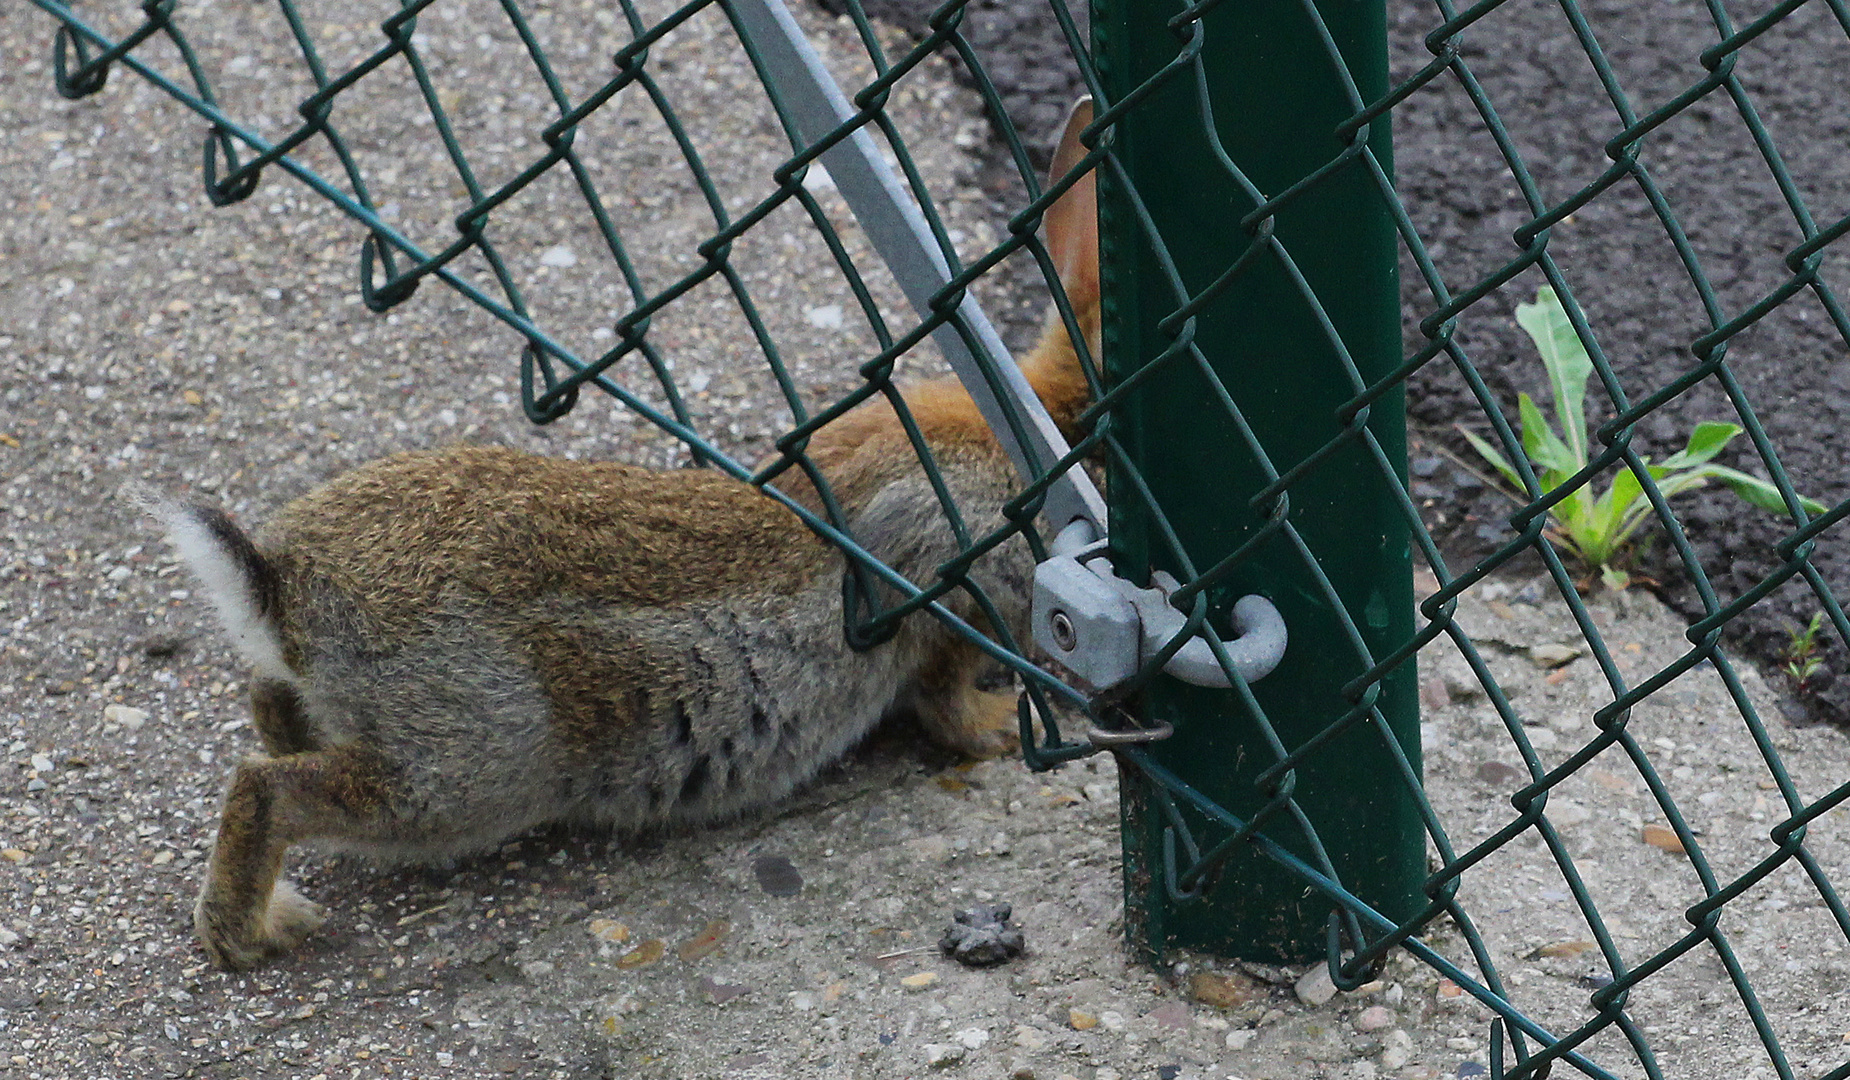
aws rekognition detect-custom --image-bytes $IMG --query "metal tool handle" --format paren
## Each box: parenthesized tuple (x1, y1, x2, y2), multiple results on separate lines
(729, 0, 1105, 537)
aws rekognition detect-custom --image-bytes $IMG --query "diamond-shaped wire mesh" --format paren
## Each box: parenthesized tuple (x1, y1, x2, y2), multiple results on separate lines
(25, 0, 1850, 1076)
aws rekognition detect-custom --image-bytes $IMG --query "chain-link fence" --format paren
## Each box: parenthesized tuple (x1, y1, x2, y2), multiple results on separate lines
(25, 0, 1850, 1076)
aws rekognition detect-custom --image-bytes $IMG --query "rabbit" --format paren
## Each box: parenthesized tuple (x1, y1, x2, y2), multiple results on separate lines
(149, 99, 1099, 971)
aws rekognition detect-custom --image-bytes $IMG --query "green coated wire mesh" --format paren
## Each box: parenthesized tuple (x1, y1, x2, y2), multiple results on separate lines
(23, 0, 1850, 1076)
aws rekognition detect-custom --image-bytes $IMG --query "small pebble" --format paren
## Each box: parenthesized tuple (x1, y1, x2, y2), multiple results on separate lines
(954, 1027, 989, 1050)
(1190, 970, 1258, 1009)
(1381, 1029, 1413, 1069)
(588, 919, 629, 943)
(1146, 1001, 1191, 1031)
(905, 836, 951, 863)
(1475, 761, 1525, 786)
(1354, 1005, 1394, 1031)
(1226, 1028, 1256, 1050)
(924, 1043, 964, 1068)
(1068, 1009, 1098, 1030)
(699, 976, 750, 1005)
(805, 304, 845, 330)
(103, 704, 149, 729)
(615, 939, 664, 969)
(140, 635, 186, 658)
(1295, 964, 1338, 1006)
(1419, 675, 1450, 712)
(1642, 824, 1685, 853)
(677, 918, 730, 961)
(1528, 643, 1580, 668)
(901, 972, 939, 991)
(1442, 670, 1484, 701)
(1548, 799, 1590, 827)
(753, 854, 803, 896)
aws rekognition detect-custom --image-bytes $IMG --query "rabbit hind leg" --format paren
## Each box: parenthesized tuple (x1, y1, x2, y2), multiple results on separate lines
(250, 678, 318, 756)
(195, 746, 391, 969)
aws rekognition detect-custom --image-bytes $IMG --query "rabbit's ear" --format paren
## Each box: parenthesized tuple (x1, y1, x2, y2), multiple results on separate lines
(1044, 96, 1098, 309)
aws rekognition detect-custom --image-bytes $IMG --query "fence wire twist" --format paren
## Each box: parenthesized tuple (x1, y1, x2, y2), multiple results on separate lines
(27, 0, 1850, 1077)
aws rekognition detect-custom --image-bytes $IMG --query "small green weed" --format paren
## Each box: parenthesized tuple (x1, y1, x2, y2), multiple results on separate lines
(1460, 284, 1826, 590)
(1785, 612, 1827, 691)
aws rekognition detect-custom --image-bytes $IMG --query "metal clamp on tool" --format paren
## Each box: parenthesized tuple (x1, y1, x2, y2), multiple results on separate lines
(1031, 521, 1286, 692)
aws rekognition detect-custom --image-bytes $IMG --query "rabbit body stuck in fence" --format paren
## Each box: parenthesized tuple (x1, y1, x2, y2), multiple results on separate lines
(156, 103, 1099, 970)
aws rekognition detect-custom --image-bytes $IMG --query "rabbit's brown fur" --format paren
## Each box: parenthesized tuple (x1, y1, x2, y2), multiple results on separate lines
(158, 102, 1100, 970)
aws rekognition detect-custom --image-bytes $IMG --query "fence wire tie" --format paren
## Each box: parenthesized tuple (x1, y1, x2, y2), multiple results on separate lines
(1033, 521, 1287, 691)
(1085, 720, 1174, 747)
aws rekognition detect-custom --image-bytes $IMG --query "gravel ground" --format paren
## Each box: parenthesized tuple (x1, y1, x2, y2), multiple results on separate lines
(6, 1, 1850, 1079)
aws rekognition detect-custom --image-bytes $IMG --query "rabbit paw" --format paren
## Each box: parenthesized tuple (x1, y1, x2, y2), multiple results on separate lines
(925, 686, 1023, 761)
(196, 879, 327, 971)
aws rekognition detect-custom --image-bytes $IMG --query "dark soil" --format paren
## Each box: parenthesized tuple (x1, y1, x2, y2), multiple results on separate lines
(835, 0, 1850, 721)
(816, 0, 1089, 173)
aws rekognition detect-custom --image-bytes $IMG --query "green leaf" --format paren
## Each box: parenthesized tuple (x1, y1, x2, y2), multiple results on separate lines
(1555, 503, 1606, 565)
(1598, 464, 1647, 543)
(1611, 467, 1704, 551)
(1698, 465, 1829, 516)
(1601, 565, 1631, 591)
(1656, 420, 1740, 471)
(1609, 461, 1646, 510)
(1517, 393, 1580, 480)
(1457, 424, 1522, 492)
(1652, 470, 1713, 501)
(1514, 285, 1594, 467)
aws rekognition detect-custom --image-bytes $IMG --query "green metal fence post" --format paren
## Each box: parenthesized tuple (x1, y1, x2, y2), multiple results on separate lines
(1095, 0, 1423, 964)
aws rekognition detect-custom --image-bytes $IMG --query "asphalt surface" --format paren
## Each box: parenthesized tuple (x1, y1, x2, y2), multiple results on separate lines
(860, 0, 1850, 721)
